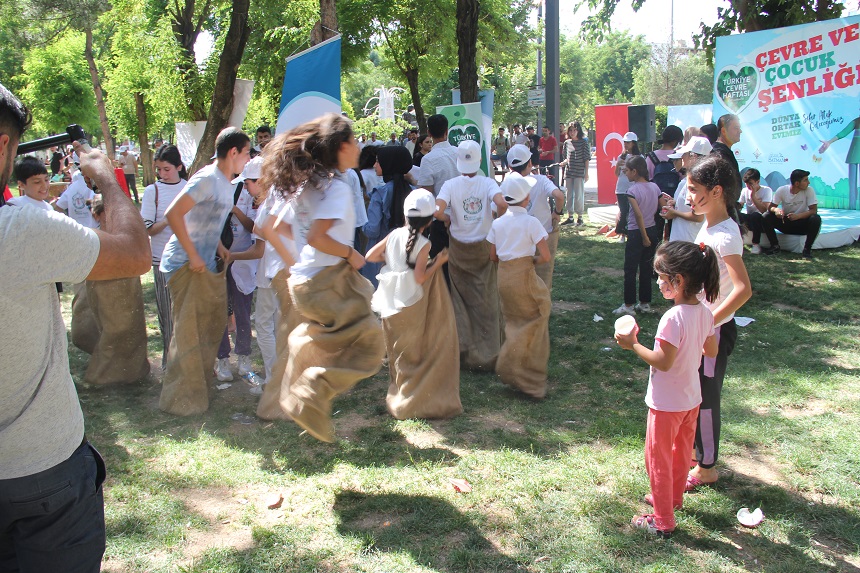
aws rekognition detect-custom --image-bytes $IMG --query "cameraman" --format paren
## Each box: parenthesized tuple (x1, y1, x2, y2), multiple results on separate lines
(0, 82, 150, 571)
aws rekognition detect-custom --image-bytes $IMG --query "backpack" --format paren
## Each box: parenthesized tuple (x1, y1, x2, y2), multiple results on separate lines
(219, 181, 244, 251)
(647, 151, 680, 195)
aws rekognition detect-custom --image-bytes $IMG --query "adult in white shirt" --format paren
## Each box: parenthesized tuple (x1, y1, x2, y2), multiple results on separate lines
(761, 168, 821, 258)
(418, 114, 460, 257)
(663, 136, 710, 243)
(738, 168, 773, 254)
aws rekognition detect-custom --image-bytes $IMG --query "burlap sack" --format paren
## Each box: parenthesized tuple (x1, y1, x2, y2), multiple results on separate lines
(383, 270, 462, 420)
(256, 269, 302, 420)
(448, 235, 502, 371)
(159, 264, 228, 415)
(71, 283, 99, 355)
(534, 223, 559, 292)
(283, 262, 385, 442)
(496, 256, 551, 398)
(83, 278, 150, 385)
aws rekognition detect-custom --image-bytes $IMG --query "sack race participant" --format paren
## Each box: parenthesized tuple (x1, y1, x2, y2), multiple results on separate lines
(366, 189, 461, 420)
(70, 284, 99, 354)
(487, 172, 551, 398)
(507, 144, 565, 292)
(265, 114, 385, 442)
(158, 127, 252, 415)
(434, 140, 507, 370)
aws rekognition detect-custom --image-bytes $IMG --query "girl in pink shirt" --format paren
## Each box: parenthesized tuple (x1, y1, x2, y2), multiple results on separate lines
(615, 241, 720, 538)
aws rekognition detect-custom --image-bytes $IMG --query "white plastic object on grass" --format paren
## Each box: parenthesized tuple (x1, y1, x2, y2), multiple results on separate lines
(736, 507, 764, 528)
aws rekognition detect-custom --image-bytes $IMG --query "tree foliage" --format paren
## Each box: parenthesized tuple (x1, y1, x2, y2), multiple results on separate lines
(632, 48, 714, 106)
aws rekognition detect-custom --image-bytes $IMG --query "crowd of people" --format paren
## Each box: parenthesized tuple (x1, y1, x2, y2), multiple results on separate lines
(4, 69, 836, 570)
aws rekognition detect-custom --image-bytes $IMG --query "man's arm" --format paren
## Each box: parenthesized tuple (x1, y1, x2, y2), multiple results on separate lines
(74, 142, 151, 280)
(788, 203, 817, 221)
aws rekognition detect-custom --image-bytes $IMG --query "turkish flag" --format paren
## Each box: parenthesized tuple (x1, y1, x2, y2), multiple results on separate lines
(595, 104, 630, 205)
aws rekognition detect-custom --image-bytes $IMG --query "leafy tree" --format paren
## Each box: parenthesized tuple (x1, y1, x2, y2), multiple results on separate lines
(17, 32, 101, 136)
(342, 57, 400, 119)
(632, 47, 714, 106)
(583, 31, 650, 103)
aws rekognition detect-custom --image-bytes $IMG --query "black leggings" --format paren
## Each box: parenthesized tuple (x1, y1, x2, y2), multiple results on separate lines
(694, 319, 738, 469)
(623, 226, 659, 305)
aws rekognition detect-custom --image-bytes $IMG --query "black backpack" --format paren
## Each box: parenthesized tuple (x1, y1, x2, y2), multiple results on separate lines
(647, 151, 680, 195)
(219, 181, 244, 251)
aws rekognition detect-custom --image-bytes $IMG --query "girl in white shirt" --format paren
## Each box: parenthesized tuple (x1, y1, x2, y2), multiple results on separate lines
(684, 155, 752, 490)
(616, 241, 719, 538)
(139, 144, 187, 367)
(260, 113, 385, 442)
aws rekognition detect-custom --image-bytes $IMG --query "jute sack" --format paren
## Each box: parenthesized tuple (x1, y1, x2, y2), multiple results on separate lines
(71, 283, 99, 355)
(447, 235, 502, 371)
(496, 256, 551, 398)
(534, 222, 559, 292)
(256, 269, 302, 420)
(159, 264, 227, 415)
(384, 270, 462, 420)
(284, 262, 385, 442)
(84, 277, 150, 385)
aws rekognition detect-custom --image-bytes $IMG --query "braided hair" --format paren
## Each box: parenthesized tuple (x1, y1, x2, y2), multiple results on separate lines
(404, 215, 433, 269)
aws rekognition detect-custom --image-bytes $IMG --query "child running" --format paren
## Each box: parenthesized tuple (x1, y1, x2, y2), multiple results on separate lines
(366, 188, 462, 419)
(487, 172, 551, 398)
(685, 155, 752, 490)
(265, 113, 385, 442)
(616, 241, 720, 538)
(613, 155, 661, 316)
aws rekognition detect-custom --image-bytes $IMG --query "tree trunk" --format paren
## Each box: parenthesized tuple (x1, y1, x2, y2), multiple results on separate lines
(189, 0, 251, 174)
(84, 27, 114, 158)
(456, 0, 480, 103)
(404, 68, 426, 134)
(310, 0, 338, 45)
(134, 92, 155, 186)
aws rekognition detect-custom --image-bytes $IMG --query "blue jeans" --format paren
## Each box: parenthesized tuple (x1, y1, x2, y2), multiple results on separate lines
(0, 441, 106, 573)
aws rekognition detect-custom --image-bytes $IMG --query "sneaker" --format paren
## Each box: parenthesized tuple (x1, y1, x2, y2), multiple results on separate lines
(215, 358, 233, 382)
(561, 217, 575, 226)
(238, 355, 253, 376)
(634, 303, 653, 313)
(618, 235, 626, 243)
(612, 304, 636, 316)
(750, 244, 762, 254)
(575, 218, 585, 227)
(244, 372, 265, 395)
(802, 248, 812, 259)
(764, 244, 781, 256)
(631, 514, 673, 538)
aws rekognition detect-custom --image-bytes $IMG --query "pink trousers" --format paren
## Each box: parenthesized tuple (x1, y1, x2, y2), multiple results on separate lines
(645, 406, 699, 531)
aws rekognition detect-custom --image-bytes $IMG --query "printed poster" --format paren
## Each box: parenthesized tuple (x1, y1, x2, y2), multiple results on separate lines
(436, 102, 490, 177)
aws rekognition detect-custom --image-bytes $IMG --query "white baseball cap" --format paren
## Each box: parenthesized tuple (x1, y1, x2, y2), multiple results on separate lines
(457, 140, 482, 174)
(499, 171, 536, 204)
(622, 131, 638, 142)
(118, 145, 128, 153)
(403, 188, 436, 217)
(668, 136, 713, 159)
(506, 144, 532, 168)
(231, 156, 263, 184)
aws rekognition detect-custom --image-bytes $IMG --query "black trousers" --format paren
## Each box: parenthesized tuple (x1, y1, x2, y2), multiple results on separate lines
(739, 211, 765, 244)
(762, 212, 821, 251)
(623, 226, 659, 305)
(695, 319, 737, 469)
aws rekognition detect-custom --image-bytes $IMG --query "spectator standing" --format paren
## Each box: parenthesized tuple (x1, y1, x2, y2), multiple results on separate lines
(117, 145, 140, 203)
(539, 126, 557, 174)
(526, 126, 541, 166)
(559, 122, 590, 226)
(492, 127, 510, 170)
(664, 137, 711, 243)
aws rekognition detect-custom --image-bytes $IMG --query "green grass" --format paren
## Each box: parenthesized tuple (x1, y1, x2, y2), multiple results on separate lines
(64, 225, 860, 572)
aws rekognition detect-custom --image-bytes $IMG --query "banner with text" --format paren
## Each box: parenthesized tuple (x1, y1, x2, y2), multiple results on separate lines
(276, 35, 341, 135)
(714, 16, 860, 209)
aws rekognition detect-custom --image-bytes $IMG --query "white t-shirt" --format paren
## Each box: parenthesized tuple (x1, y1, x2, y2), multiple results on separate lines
(417, 142, 460, 195)
(668, 179, 704, 243)
(513, 132, 529, 146)
(695, 217, 744, 327)
(772, 185, 817, 215)
(7, 195, 52, 211)
(255, 192, 298, 288)
(279, 177, 355, 282)
(140, 179, 187, 263)
(56, 175, 97, 228)
(438, 175, 502, 243)
(486, 206, 548, 261)
(526, 174, 558, 233)
(646, 302, 715, 412)
(0, 206, 100, 479)
(159, 163, 235, 274)
(228, 189, 259, 294)
(739, 185, 773, 214)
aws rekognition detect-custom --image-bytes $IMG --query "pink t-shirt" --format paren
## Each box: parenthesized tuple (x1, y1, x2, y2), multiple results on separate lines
(645, 302, 715, 412)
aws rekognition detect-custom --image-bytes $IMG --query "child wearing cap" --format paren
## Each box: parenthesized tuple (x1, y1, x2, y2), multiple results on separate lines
(507, 144, 565, 291)
(487, 172, 551, 398)
(366, 189, 462, 420)
(613, 132, 641, 241)
(435, 140, 508, 371)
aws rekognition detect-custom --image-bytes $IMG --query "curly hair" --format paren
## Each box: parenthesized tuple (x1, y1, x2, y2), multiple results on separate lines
(259, 113, 354, 199)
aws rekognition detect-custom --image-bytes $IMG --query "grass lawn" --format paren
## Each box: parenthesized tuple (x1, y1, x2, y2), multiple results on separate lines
(64, 222, 860, 572)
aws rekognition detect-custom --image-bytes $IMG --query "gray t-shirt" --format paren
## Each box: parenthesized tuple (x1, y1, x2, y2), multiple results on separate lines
(0, 206, 100, 479)
(417, 141, 460, 196)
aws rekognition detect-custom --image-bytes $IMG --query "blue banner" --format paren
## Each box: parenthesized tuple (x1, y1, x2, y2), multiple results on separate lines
(276, 35, 342, 135)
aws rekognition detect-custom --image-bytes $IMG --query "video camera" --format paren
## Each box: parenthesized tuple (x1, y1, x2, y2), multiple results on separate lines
(16, 124, 87, 156)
